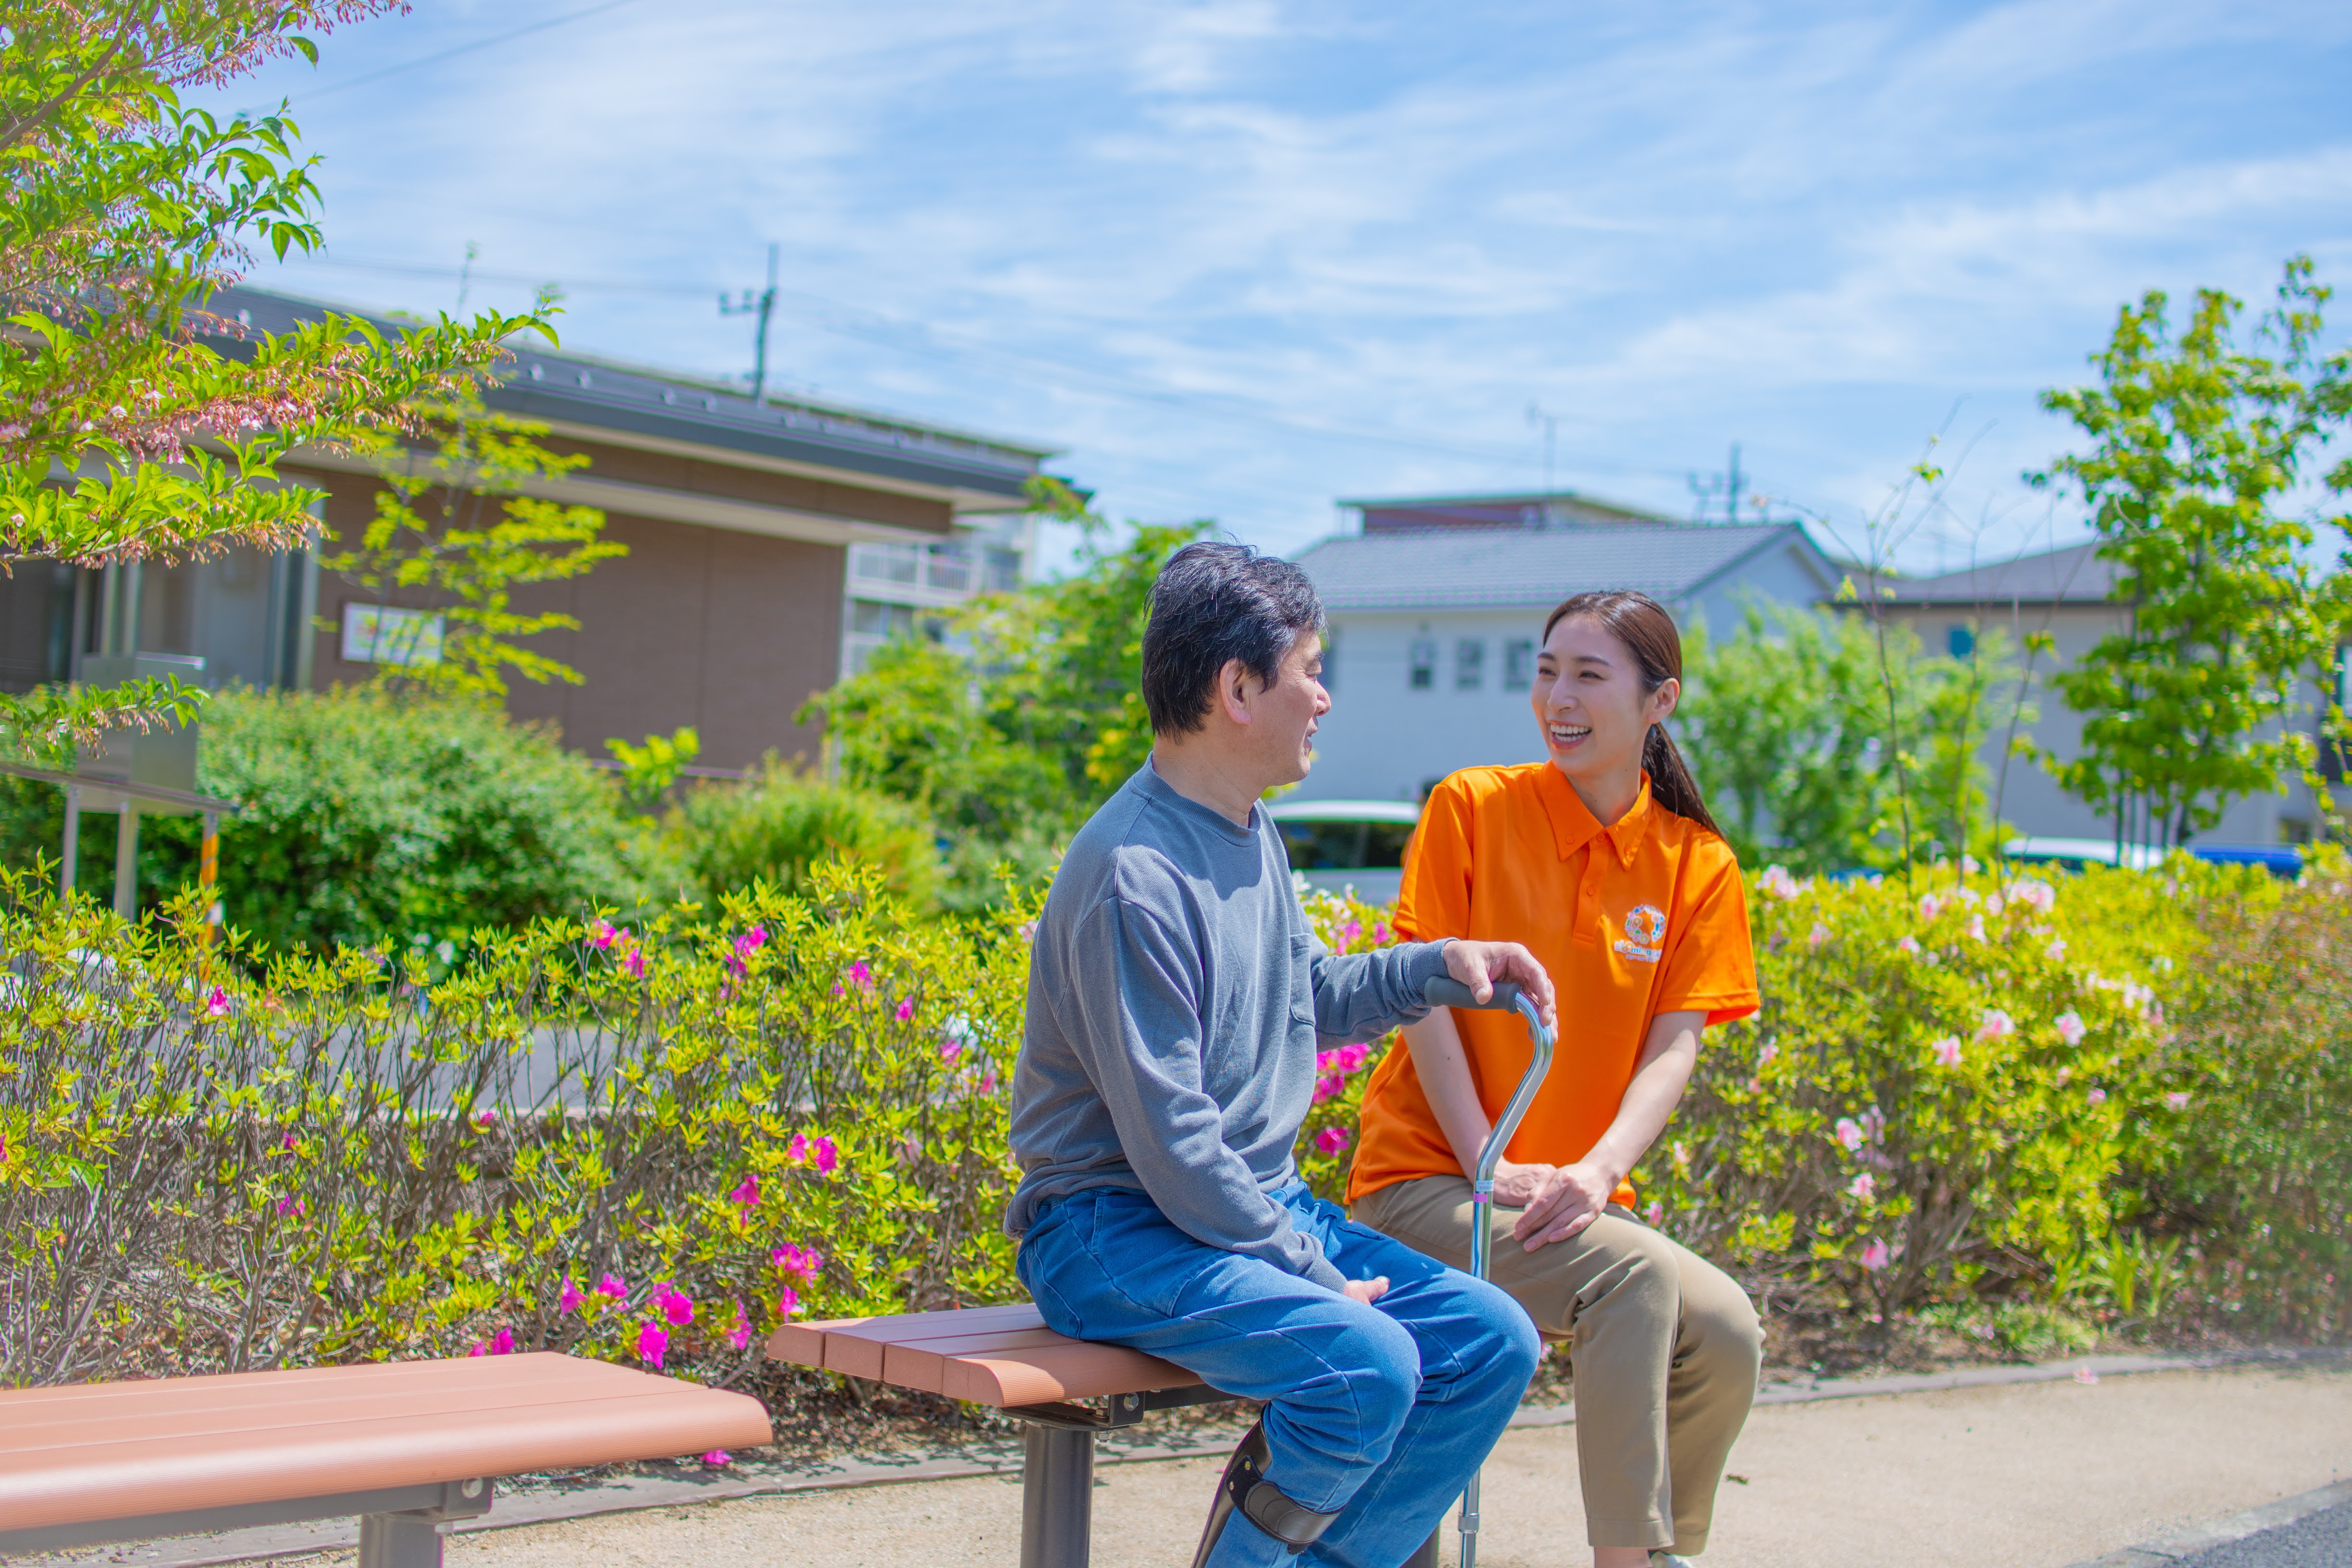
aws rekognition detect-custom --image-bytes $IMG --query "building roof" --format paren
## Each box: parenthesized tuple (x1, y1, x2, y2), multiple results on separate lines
(1863, 541, 2116, 608)
(1336, 489, 1675, 532)
(207, 286, 1054, 511)
(1295, 521, 1826, 612)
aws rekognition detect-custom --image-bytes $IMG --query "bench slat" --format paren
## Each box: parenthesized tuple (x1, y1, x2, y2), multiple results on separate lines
(762, 1301, 1209, 1410)
(0, 1354, 770, 1537)
(943, 1343, 1202, 1407)
(879, 1327, 1080, 1394)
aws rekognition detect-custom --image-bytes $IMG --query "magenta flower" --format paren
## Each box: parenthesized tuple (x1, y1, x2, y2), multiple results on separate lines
(775, 1286, 800, 1320)
(1848, 1174, 1876, 1202)
(726, 1300, 753, 1351)
(2053, 1011, 2086, 1047)
(1758, 864, 1802, 899)
(979, 1072, 998, 1095)
(1918, 893, 1943, 921)
(1807, 922, 1831, 948)
(596, 1272, 628, 1301)
(729, 1173, 760, 1208)
(636, 1320, 668, 1370)
(2086, 1087, 2108, 1106)
(1834, 1117, 1865, 1153)
(2165, 1091, 2191, 1112)
(812, 1135, 839, 1175)
(558, 1277, 584, 1314)
(847, 959, 873, 991)
(940, 1039, 963, 1065)
(1976, 1009, 2015, 1041)
(787, 1132, 808, 1163)
(702, 1449, 733, 1467)
(1311, 1074, 1343, 1104)
(205, 985, 231, 1019)
(281, 1131, 297, 1151)
(652, 1283, 695, 1325)
(1334, 918, 1361, 948)
(274, 1195, 304, 1217)
(1315, 1049, 1336, 1072)
(474, 1109, 497, 1130)
(1313, 1125, 1353, 1155)
(483, 1326, 514, 1355)
(1336, 1043, 1370, 1073)
(1370, 922, 1390, 945)
(1642, 1200, 1665, 1226)
(895, 997, 917, 1023)
(1896, 935, 1921, 956)
(588, 919, 618, 950)
(1931, 1036, 1964, 1068)
(1859, 1239, 1891, 1272)
(771, 1243, 824, 1282)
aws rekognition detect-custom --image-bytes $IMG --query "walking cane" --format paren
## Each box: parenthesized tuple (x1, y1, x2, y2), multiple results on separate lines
(1407, 974, 1557, 1568)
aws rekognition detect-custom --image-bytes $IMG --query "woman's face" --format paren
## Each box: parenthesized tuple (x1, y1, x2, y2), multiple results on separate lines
(1529, 614, 1678, 784)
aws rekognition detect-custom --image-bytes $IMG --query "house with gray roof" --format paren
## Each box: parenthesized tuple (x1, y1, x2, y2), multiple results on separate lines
(0, 286, 1061, 772)
(1293, 492, 1838, 803)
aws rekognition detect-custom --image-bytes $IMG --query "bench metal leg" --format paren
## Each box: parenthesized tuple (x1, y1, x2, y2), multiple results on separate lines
(359, 1509, 445, 1568)
(1404, 1525, 1442, 1568)
(1019, 1423, 1095, 1568)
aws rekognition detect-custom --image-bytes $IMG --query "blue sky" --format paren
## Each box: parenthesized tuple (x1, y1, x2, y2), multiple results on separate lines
(208, 0, 2352, 574)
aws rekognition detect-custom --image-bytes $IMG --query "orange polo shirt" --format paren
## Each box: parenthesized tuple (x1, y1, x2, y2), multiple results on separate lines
(1347, 763, 1759, 1207)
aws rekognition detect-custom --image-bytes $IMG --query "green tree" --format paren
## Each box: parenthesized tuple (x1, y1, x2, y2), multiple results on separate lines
(1, 3, 545, 749)
(803, 480, 1209, 887)
(318, 386, 624, 699)
(1681, 601, 2019, 874)
(2034, 256, 2349, 850)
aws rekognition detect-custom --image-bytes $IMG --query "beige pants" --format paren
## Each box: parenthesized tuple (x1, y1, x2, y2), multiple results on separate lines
(1352, 1176, 1761, 1555)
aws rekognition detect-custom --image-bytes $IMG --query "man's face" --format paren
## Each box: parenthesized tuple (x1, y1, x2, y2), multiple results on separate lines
(1245, 632, 1330, 789)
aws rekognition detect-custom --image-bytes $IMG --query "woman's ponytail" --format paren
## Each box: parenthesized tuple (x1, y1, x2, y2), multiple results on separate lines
(1542, 590, 1727, 841)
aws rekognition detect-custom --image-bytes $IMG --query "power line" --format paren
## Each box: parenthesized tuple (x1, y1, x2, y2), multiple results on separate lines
(279, 252, 1695, 482)
(291, 0, 649, 103)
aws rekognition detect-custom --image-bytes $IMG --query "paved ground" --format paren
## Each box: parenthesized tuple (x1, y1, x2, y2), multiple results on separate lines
(2174, 1499, 2352, 1568)
(375, 1362, 2349, 1568)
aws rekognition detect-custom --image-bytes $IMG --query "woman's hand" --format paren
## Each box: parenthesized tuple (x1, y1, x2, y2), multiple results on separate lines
(1489, 1158, 1558, 1209)
(1512, 1161, 1619, 1251)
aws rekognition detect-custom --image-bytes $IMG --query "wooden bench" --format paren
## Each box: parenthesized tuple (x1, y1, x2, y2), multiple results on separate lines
(770, 1302, 1238, 1568)
(0, 1352, 772, 1566)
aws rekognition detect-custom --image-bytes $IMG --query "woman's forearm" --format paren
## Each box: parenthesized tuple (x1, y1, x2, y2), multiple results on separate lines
(1581, 1011, 1702, 1188)
(1398, 1012, 1494, 1177)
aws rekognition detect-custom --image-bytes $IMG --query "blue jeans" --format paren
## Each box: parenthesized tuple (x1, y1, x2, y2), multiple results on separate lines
(1017, 1179, 1541, 1568)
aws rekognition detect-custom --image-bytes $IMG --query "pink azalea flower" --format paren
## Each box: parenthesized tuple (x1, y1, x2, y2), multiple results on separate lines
(1334, 919, 1361, 948)
(1758, 1043, 1778, 1069)
(892, 995, 916, 1022)
(622, 947, 646, 980)
(1918, 893, 1944, 921)
(653, 1284, 695, 1326)
(2009, 879, 2057, 913)
(1370, 922, 1390, 945)
(1316, 1048, 1336, 1072)
(2054, 1011, 2086, 1047)
(1848, 1174, 1876, 1202)
(1896, 935, 1921, 956)
(203, 985, 232, 1019)
(979, 1072, 998, 1095)
(847, 960, 873, 991)
(2085, 1088, 2107, 1106)
(474, 1109, 497, 1130)
(1311, 1074, 1344, 1104)
(1976, 1009, 2015, 1041)
(281, 1131, 298, 1151)
(772, 1243, 824, 1281)
(1335, 1043, 1370, 1073)
(1861, 1106, 1885, 1143)
(486, 1326, 514, 1355)
(636, 1321, 668, 1370)
(730, 1173, 760, 1208)
(274, 1195, 304, 1216)
(2046, 936, 2068, 960)
(787, 1132, 808, 1163)
(940, 1039, 962, 1065)
(1859, 1240, 1891, 1272)
(1834, 1117, 1865, 1153)
(775, 1286, 800, 1320)
(702, 1450, 732, 1467)
(1643, 1200, 1665, 1225)
(588, 919, 618, 950)
(596, 1272, 629, 1301)
(1964, 913, 1987, 942)
(558, 1277, 584, 1314)
(2055, 1066, 2073, 1086)
(1807, 922, 1831, 948)
(1313, 1125, 1353, 1155)
(1758, 864, 1802, 899)
(812, 1136, 839, 1175)
(1931, 1036, 1964, 1068)
(726, 1301, 754, 1351)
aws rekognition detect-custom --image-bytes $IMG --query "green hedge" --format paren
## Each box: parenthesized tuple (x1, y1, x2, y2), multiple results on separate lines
(0, 851, 2342, 1408)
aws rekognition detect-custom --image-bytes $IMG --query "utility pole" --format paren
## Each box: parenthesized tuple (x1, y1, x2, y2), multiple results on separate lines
(719, 243, 779, 403)
(1686, 440, 1748, 524)
(1725, 441, 1743, 524)
(1525, 402, 1560, 496)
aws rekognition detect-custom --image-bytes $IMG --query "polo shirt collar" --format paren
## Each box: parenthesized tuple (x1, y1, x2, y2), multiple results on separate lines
(1535, 765, 1655, 868)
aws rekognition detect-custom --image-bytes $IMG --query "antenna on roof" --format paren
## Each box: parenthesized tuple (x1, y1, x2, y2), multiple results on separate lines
(1687, 442, 1746, 525)
(719, 243, 779, 403)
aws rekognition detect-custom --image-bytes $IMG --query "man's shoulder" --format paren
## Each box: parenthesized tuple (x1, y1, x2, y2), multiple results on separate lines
(1056, 781, 1199, 915)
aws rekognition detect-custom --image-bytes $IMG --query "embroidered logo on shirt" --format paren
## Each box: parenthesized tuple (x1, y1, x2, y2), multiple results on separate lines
(1613, 904, 1666, 963)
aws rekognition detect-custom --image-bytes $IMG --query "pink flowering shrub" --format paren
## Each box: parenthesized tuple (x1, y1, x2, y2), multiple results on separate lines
(1290, 886, 1406, 1199)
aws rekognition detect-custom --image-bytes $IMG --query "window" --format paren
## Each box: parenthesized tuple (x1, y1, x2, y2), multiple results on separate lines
(850, 544, 919, 584)
(923, 542, 972, 594)
(1455, 638, 1485, 690)
(849, 599, 918, 639)
(983, 547, 1024, 593)
(1503, 638, 1535, 691)
(1947, 623, 1976, 659)
(1408, 639, 1436, 690)
(340, 603, 443, 667)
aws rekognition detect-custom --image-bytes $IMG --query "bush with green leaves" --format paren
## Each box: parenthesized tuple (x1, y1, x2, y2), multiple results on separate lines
(0, 862, 1022, 1398)
(655, 759, 944, 912)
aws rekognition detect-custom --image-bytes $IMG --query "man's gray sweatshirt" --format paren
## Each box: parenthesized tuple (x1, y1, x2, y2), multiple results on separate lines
(1005, 761, 1452, 1294)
